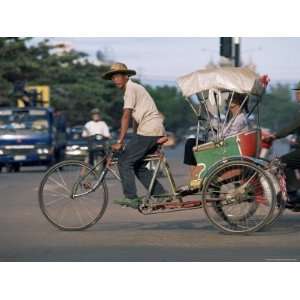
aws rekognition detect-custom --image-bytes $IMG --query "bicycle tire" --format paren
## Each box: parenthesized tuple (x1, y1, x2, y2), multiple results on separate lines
(202, 160, 276, 234)
(38, 160, 108, 231)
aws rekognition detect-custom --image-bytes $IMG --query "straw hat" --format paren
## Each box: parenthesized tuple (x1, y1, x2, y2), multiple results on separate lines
(102, 62, 136, 80)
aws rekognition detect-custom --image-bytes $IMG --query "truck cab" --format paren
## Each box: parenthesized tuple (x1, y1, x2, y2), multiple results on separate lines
(0, 107, 54, 172)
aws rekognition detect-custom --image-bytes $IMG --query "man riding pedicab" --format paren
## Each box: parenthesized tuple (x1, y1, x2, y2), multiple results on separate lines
(102, 63, 167, 209)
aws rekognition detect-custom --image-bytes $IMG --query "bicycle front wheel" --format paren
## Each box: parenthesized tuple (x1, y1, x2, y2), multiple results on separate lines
(38, 160, 108, 231)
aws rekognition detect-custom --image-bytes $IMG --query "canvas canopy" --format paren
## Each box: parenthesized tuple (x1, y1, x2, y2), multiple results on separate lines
(177, 67, 265, 97)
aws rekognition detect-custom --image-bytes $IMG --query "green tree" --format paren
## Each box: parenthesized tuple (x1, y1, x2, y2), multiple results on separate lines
(0, 38, 121, 126)
(146, 85, 196, 132)
(260, 84, 299, 131)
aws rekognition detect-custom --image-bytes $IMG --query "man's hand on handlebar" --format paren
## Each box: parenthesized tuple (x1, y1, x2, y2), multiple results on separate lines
(111, 142, 124, 152)
(105, 142, 124, 166)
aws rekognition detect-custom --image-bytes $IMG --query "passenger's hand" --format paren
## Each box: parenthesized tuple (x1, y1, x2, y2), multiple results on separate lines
(262, 134, 276, 144)
(111, 143, 124, 152)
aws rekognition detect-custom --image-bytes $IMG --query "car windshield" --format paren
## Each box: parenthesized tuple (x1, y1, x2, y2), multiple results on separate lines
(0, 109, 49, 134)
(68, 127, 84, 141)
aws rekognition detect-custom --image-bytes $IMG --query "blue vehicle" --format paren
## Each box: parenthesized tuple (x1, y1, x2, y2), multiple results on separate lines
(65, 126, 89, 161)
(0, 107, 54, 172)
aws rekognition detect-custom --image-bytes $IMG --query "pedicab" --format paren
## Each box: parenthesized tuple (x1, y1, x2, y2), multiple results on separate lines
(38, 67, 278, 234)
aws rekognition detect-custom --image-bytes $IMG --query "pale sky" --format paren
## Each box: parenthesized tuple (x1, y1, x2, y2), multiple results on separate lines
(45, 37, 300, 85)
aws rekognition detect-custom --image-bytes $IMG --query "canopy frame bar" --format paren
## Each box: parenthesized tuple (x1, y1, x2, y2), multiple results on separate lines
(221, 94, 249, 139)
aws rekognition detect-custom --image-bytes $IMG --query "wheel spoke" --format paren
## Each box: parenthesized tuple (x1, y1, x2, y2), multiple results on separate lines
(45, 196, 71, 207)
(78, 198, 94, 221)
(48, 176, 71, 194)
(39, 161, 107, 230)
(70, 201, 84, 226)
(203, 161, 275, 234)
(56, 168, 69, 190)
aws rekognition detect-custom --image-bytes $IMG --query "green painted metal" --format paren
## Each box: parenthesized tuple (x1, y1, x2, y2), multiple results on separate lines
(193, 136, 241, 179)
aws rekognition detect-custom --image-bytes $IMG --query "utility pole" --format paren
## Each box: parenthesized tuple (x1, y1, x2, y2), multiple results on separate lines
(220, 37, 241, 67)
(220, 37, 233, 61)
(234, 37, 241, 67)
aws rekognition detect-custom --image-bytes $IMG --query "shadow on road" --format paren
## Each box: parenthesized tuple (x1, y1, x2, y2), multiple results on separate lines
(91, 219, 213, 232)
(79, 212, 300, 236)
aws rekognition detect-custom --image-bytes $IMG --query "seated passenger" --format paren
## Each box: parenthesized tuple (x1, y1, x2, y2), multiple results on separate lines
(183, 93, 249, 190)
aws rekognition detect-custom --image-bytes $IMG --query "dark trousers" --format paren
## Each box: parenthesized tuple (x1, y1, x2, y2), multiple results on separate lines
(184, 138, 197, 166)
(183, 138, 205, 166)
(281, 149, 300, 192)
(118, 134, 166, 199)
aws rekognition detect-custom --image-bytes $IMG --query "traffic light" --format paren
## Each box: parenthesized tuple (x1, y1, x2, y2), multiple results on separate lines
(220, 37, 233, 59)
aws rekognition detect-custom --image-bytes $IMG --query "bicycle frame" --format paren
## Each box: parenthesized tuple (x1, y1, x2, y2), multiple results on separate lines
(72, 150, 180, 201)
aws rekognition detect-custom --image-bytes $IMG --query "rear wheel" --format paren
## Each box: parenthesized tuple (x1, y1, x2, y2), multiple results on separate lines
(39, 160, 108, 231)
(202, 160, 275, 234)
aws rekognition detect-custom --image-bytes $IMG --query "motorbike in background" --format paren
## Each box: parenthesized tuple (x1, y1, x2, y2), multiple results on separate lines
(86, 134, 110, 171)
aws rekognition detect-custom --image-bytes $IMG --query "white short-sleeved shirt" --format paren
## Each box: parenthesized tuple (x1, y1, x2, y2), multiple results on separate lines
(82, 121, 110, 138)
(123, 80, 165, 136)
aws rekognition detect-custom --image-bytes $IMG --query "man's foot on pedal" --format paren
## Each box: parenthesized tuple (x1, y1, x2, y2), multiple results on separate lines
(113, 197, 141, 209)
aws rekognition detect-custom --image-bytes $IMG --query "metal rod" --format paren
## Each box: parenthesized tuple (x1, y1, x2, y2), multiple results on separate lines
(106, 166, 121, 180)
(247, 100, 258, 119)
(234, 43, 240, 67)
(194, 94, 203, 147)
(213, 91, 222, 141)
(195, 118, 200, 147)
(234, 37, 240, 67)
(184, 97, 198, 117)
(162, 156, 178, 196)
(146, 156, 163, 198)
(201, 91, 217, 141)
(220, 91, 234, 138)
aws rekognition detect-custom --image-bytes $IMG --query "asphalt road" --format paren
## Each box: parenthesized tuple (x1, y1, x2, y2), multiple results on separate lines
(1, 142, 300, 261)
